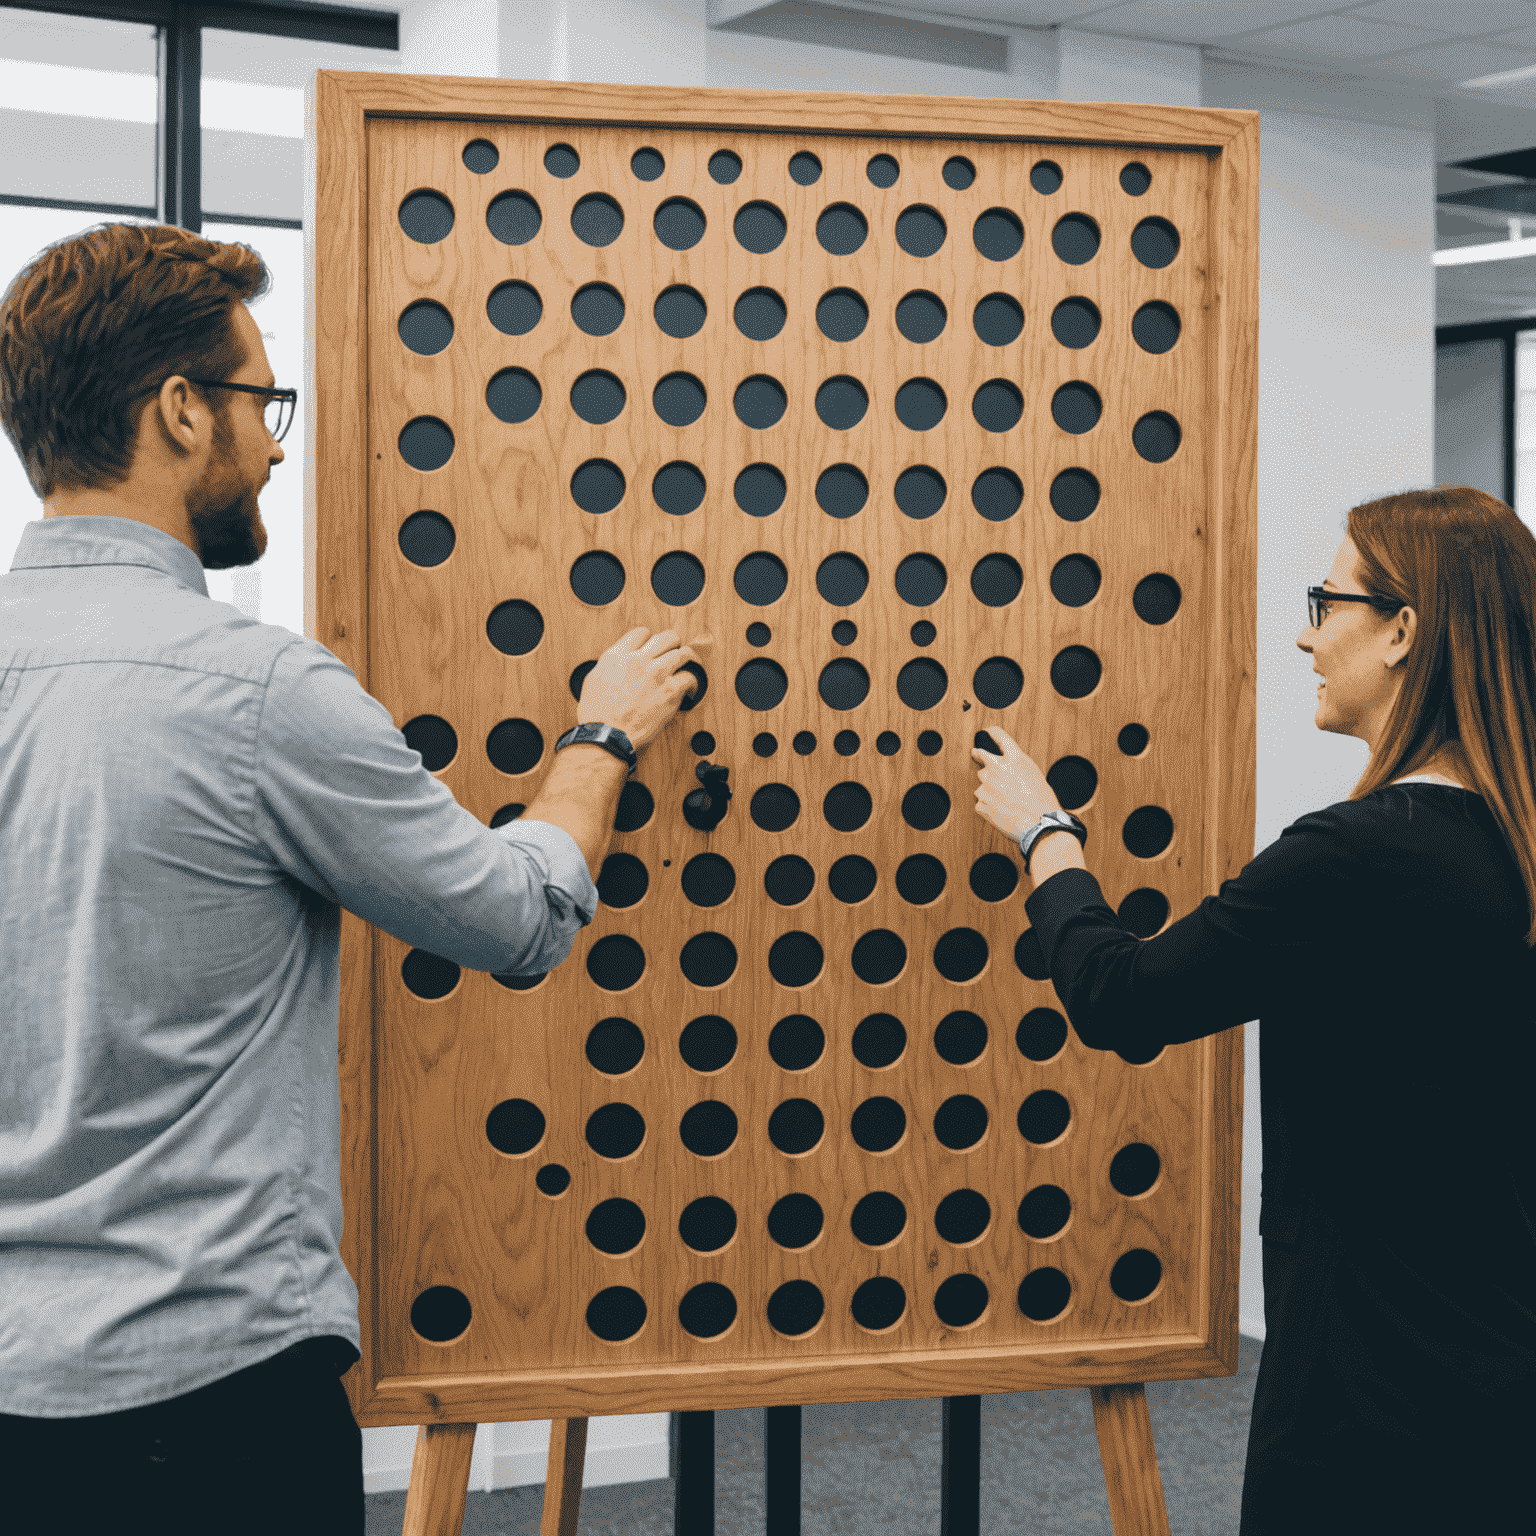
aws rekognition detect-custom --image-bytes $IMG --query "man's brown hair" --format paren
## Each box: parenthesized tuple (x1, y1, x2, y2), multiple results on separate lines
(0, 221, 271, 500)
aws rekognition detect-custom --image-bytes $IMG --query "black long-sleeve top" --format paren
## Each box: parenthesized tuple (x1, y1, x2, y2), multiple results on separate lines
(1022, 781, 1536, 1430)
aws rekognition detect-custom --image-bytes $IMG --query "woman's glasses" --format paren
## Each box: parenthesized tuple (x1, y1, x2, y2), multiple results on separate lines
(1307, 586, 1402, 629)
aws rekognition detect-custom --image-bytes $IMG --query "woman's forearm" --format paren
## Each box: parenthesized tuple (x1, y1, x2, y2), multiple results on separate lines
(1026, 827, 1088, 890)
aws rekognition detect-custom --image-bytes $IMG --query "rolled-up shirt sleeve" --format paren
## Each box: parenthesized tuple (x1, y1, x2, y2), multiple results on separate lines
(1022, 808, 1348, 1055)
(252, 640, 597, 975)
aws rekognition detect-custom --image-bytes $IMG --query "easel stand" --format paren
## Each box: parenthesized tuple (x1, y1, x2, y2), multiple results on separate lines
(400, 1384, 1169, 1536)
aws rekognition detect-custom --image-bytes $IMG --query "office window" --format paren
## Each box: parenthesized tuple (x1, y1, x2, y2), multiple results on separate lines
(1517, 330, 1536, 527)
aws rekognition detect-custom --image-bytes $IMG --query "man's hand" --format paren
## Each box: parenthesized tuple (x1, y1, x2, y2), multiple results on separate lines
(576, 627, 713, 753)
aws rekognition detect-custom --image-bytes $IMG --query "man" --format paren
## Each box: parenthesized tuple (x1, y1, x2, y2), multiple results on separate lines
(0, 222, 707, 1534)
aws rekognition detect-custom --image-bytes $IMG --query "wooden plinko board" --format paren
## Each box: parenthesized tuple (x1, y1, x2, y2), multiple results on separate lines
(305, 72, 1258, 1429)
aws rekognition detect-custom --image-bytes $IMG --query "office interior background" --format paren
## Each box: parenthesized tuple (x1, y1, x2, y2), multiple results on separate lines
(3, 0, 1534, 1525)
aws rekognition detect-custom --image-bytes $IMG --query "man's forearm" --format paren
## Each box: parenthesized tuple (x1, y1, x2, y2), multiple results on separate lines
(1026, 826, 1088, 890)
(519, 744, 629, 882)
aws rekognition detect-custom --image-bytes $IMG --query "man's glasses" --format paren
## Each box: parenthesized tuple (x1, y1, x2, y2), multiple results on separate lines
(181, 378, 297, 442)
(1307, 586, 1402, 629)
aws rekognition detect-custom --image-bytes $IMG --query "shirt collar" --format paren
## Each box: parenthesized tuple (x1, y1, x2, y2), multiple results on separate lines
(10, 515, 210, 598)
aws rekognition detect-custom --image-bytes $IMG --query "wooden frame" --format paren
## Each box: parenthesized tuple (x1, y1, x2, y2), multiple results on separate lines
(305, 70, 1258, 1433)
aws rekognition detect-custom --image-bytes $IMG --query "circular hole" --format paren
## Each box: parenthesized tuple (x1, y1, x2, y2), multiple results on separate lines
(398, 417, 454, 471)
(895, 552, 946, 607)
(570, 460, 626, 516)
(735, 375, 788, 429)
(1051, 381, 1102, 435)
(894, 466, 946, 520)
(747, 624, 772, 647)
(897, 657, 947, 710)
(586, 1285, 646, 1342)
(853, 1014, 906, 1069)
(735, 463, 786, 517)
(1050, 553, 1100, 607)
(852, 1277, 907, 1332)
(832, 619, 857, 643)
(1121, 161, 1152, 195)
(487, 599, 543, 655)
(544, 142, 579, 178)
(587, 1017, 644, 1075)
(735, 200, 787, 253)
(895, 204, 945, 257)
(1049, 467, 1099, 521)
(935, 1010, 989, 1064)
(655, 197, 706, 250)
(653, 372, 706, 428)
(487, 280, 541, 337)
(398, 299, 453, 356)
(463, 139, 498, 174)
(402, 947, 459, 998)
(571, 193, 623, 247)
(655, 285, 706, 338)
(679, 934, 740, 990)
(1050, 297, 1101, 349)
(1132, 300, 1181, 354)
(1134, 411, 1182, 462)
(895, 378, 946, 432)
(585, 1100, 646, 1157)
(734, 287, 787, 341)
(973, 208, 1022, 262)
(737, 659, 790, 711)
(486, 190, 542, 246)
(765, 857, 815, 908)
(485, 368, 541, 426)
(943, 156, 975, 189)
(895, 853, 945, 905)
(709, 149, 743, 184)
(734, 551, 789, 606)
(1051, 213, 1100, 265)
(768, 1194, 824, 1250)
(679, 1197, 737, 1253)
(631, 146, 664, 180)
(571, 370, 625, 425)
(972, 380, 1022, 434)
(973, 656, 1023, 710)
(973, 293, 1022, 347)
(819, 659, 871, 712)
(817, 376, 869, 430)
(571, 282, 624, 337)
(1031, 160, 1062, 194)
(766, 1281, 825, 1340)
(850, 1092, 906, 1147)
(895, 290, 946, 344)
(586, 1197, 644, 1255)
(1132, 216, 1180, 268)
(652, 461, 706, 516)
(816, 465, 869, 520)
(400, 510, 455, 567)
(680, 1015, 738, 1072)
(680, 1099, 739, 1155)
(536, 1164, 568, 1195)
(817, 288, 869, 342)
(850, 1190, 907, 1245)
(972, 553, 1023, 607)
(789, 150, 823, 184)
(768, 1097, 825, 1153)
(817, 203, 868, 256)
(769, 933, 825, 988)
(652, 550, 706, 607)
(902, 782, 950, 831)
(910, 621, 935, 645)
(935, 1189, 991, 1245)
(817, 550, 869, 605)
(399, 189, 454, 244)
(828, 855, 877, 903)
(972, 467, 1022, 522)
(486, 718, 543, 775)
(681, 852, 735, 908)
(867, 153, 899, 187)
(680, 1283, 737, 1339)
(751, 784, 801, 832)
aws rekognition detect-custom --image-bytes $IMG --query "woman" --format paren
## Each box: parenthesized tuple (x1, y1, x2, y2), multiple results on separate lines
(971, 485, 1536, 1535)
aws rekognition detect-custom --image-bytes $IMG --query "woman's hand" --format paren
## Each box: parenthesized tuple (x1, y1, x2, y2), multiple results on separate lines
(972, 727, 1062, 843)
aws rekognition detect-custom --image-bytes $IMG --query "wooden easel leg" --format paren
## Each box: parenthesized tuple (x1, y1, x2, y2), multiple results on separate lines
(1089, 1384, 1172, 1536)
(402, 1421, 477, 1536)
(540, 1417, 589, 1536)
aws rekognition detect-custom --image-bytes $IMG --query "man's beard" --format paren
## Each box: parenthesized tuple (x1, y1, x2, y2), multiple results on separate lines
(188, 410, 266, 570)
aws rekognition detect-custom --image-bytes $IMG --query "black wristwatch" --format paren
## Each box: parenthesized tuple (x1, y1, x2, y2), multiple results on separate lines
(553, 722, 637, 775)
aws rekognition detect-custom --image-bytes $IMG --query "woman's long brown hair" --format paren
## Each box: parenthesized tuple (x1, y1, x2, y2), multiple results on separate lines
(1346, 486, 1536, 946)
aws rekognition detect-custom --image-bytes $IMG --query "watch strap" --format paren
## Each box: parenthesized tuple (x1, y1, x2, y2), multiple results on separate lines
(1018, 808, 1087, 874)
(554, 722, 636, 773)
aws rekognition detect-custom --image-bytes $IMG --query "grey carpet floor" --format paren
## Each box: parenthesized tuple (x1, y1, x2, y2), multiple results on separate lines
(364, 1332, 1260, 1536)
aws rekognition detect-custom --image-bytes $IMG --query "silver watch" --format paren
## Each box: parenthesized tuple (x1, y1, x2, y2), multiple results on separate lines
(1017, 808, 1087, 874)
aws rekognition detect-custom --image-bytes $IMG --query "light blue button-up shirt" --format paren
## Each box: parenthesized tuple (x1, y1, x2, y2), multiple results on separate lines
(0, 515, 597, 1417)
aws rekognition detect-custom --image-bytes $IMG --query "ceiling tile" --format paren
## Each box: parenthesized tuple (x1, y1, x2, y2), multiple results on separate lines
(1233, 13, 1438, 58)
(1347, 0, 1536, 35)
(1067, 1, 1340, 47)
(874, 0, 1112, 22)
(1479, 24, 1536, 48)
(1372, 38, 1536, 80)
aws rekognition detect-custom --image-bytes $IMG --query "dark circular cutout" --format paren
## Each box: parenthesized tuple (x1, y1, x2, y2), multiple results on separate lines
(1134, 573, 1181, 625)
(570, 370, 625, 425)
(852, 1276, 906, 1332)
(903, 783, 949, 830)
(1051, 297, 1101, 349)
(572, 283, 624, 337)
(1120, 161, 1152, 195)
(398, 300, 453, 356)
(679, 1283, 737, 1339)
(399, 417, 453, 471)
(1050, 553, 1101, 608)
(587, 1017, 644, 1075)
(709, 149, 742, 184)
(652, 550, 706, 607)
(632, 147, 664, 180)
(402, 947, 459, 999)
(486, 370, 541, 425)
(769, 932, 824, 989)
(972, 467, 1022, 522)
(1049, 467, 1099, 522)
(935, 1188, 991, 1245)
(750, 784, 800, 832)
(895, 378, 946, 431)
(681, 852, 735, 907)
(571, 460, 626, 515)
(587, 935, 646, 993)
(768, 1097, 824, 1153)
(1133, 411, 1181, 462)
(867, 153, 899, 187)
(655, 285, 706, 338)
(680, 1099, 738, 1156)
(653, 373, 706, 427)
(655, 197, 706, 250)
(823, 781, 873, 830)
(816, 466, 868, 520)
(585, 1100, 646, 1158)
(768, 1280, 824, 1336)
(973, 208, 1022, 262)
(1051, 381, 1102, 435)
(487, 718, 543, 775)
(828, 855, 877, 903)
(972, 380, 1022, 434)
(586, 1197, 644, 1255)
(817, 288, 869, 342)
(972, 553, 1023, 607)
(404, 715, 457, 772)
(735, 551, 788, 606)
(973, 656, 1023, 710)
(935, 1010, 988, 1065)
(1051, 213, 1100, 265)
(400, 510, 455, 567)
(735, 200, 786, 253)
(586, 1286, 646, 1341)
(680, 1015, 737, 1073)
(817, 203, 868, 255)
(933, 930, 988, 984)
(817, 376, 869, 430)
(736, 463, 786, 517)
(1132, 216, 1179, 268)
(943, 156, 975, 189)
(463, 140, 498, 174)
(1030, 160, 1062, 194)
(853, 1014, 906, 1069)
(850, 1094, 906, 1149)
(770, 1013, 824, 1068)
(895, 204, 945, 257)
(897, 658, 947, 711)
(735, 375, 788, 429)
(680, 934, 739, 989)
(571, 193, 623, 247)
(895, 853, 945, 905)
(789, 151, 822, 184)
(895, 290, 946, 344)
(736, 658, 789, 711)
(487, 190, 542, 246)
(894, 466, 946, 520)
(769, 1193, 823, 1249)
(734, 287, 787, 341)
(851, 1190, 906, 1245)
(973, 293, 1022, 347)
(851, 932, 906, 988)
(819, 659, 870, 712)
(544, 143, 579, 177)
(894, 552, 945, 606)
(487, 280, 541, 336)
(653, 461, 705, 516)
(399, 189, 454, 245)
(1132, 300, 1181, 354)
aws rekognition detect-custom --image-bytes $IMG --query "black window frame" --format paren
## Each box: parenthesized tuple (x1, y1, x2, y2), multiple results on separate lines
(0, 0, 398, 231)
(1436, 317, 1536, 508)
